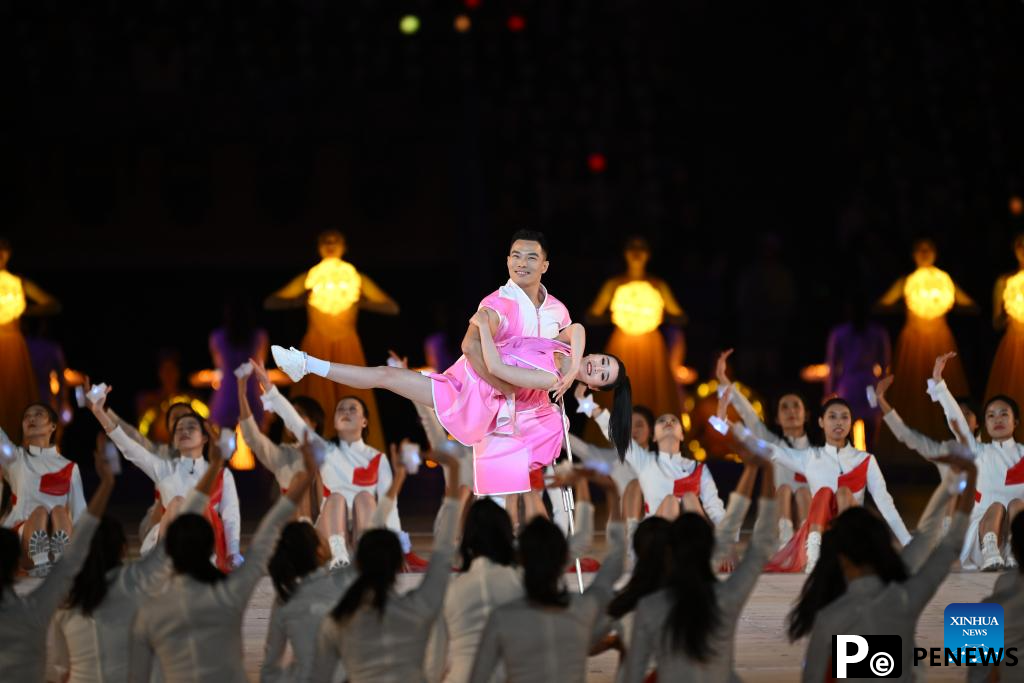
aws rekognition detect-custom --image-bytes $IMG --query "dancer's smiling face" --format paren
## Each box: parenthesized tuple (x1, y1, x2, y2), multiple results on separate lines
(507, 240, 548, 289)
(577, 353, 619, 388)
(818, 403, 852, 446)
(985, 399, 1018, 441)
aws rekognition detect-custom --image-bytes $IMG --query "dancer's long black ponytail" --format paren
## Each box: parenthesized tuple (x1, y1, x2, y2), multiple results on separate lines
(598, 354, 632, 461)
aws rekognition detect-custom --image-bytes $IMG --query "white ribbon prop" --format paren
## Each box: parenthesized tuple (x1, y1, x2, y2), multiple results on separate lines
(0, 431, 16, 466)
(575, 393, 597, 417)
(865, 385, 878, 409)
(401, 442, 422, 475)
(234, 361, 254, 379)
(218, 430, 237, 458)
(86, 383, 109, 405)
(708, 415, 729, 436)
(386, 356, 404, 368)
(74, 386, 87, 408)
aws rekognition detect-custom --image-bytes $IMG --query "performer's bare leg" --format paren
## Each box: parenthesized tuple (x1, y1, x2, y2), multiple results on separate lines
(324, 364, 434, 407)
(351, 491, 376, 542)
(795, 487, 812, 524)
(523, 491, 548, 522)
(623, 480, 643, 520)
(317, 493, 352, 566)
(979, 502, 1006, 545)
(655, 494, 681, 521)
(776, 484, 793, 525)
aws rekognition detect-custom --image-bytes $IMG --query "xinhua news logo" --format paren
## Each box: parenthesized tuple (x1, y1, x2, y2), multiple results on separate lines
(944, 603, 1003, 665)
(832, 635, 901, 678)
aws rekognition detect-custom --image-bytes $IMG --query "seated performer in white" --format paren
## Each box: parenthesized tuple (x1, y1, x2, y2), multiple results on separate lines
(929, 351, 1024, 570)
(1, 402, 86, 577)
(580, 394, 725, 525)
(252, 359, 420, 569)
(87, 385, 242, 571)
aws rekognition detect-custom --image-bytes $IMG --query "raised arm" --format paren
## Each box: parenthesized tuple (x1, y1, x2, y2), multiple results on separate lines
(715, 350, 778, 444)
(264, 272, 308, 310)
(21, 278, 61, 315)
(926, 353, 976, 450)
(583, 471, 626, 600)
(260, 600, 288, 683)
(357, 273, 400, 315)
(219, 445, 314, 607)
(407, 450, 462, 614)
(877, 376, 953, 461)
(721, 452, 777, 607)
(87, 384, 171, 482)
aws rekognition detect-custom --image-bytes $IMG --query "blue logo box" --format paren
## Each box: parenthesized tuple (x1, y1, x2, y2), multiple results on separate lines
(944, 603, 1005, 665)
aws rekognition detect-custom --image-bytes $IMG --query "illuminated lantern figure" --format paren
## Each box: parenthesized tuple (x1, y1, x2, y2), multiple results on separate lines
(903, 267, 955, 320)
(587, 236, 685, 424)
(876, 239, 975, 460)
(265, 230, 398, 443)
(0, 239, 59, 437)
(986, 234, 1024, 438)
(610, 281, 664, 335)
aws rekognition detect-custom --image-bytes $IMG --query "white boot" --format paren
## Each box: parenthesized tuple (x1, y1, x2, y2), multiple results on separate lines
(328, 534, 350, 569)
(805, 531, 822, 574)
(778, 518, 794, 549)
(980, 532, 1004, 572)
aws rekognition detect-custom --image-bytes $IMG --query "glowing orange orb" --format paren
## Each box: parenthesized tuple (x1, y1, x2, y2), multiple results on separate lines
(903, 266, 955, 320)
(610, 280, 664, 335)
(305, 258, 361, 315)
(1003, 271, 1024, 324)
(0, 271, 26, 325)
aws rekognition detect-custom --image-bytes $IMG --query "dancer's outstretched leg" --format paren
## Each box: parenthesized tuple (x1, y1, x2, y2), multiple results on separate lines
(273, 346, 434, 407)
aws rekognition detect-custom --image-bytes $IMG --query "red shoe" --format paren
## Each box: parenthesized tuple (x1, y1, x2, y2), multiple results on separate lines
(404, 551, 430, 573)
(568, 557, 601, 573)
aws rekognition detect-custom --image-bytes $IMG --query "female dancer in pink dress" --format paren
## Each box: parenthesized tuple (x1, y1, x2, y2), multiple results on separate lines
(272, 311, 632, 496)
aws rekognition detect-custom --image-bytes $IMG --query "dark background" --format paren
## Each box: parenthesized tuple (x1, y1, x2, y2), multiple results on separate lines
(4, 1, 1024, 511)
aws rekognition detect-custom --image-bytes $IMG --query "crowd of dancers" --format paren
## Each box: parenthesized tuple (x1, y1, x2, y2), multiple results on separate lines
(1, 230, 1023, 682)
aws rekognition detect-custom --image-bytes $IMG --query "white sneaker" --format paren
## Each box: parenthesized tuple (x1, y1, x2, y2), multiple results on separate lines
(778, 518, 794, 549)
(328, 534, 350, 570)
(980, 532, 1005, 572)
(272, 345, 308, 383)
(805, 531, 822, 574)
(50, 529, 69, 564)
(1004, 543, 1018, 569)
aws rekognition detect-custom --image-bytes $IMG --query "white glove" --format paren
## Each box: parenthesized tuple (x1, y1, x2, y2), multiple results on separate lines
(0, 430, 16, 465)
(865, 385, 878, 409)
(401, 442, 421, 475)
(230, 553, 245, 569)
(234, 361, 254, 379)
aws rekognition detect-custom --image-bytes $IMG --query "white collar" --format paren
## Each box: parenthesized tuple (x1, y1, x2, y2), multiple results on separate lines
(339, 438, 366, 450)
(502, 279, 549, 309)
(26, 444, 61, 458)
(993, 437, 1018, 451)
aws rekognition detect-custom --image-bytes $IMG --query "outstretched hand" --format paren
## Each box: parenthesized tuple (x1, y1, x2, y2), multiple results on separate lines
(717, 384, 733, 421)
(387, 350, 409, 369)
(875, 375, 894, 398)
(932, 352, 956, 383)
(715, 348, 734, 385)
